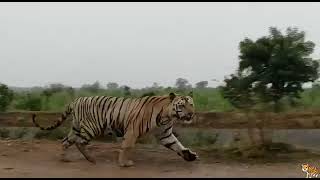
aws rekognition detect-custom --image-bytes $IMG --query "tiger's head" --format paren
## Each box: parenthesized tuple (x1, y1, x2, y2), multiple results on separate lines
(169, 92, 195, 124)
(302, 163, 309, 172)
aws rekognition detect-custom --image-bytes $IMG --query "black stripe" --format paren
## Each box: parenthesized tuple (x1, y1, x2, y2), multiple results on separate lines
(111, 97, 120, 126)
(140, 96, 156, 133)
(115, 98, 126, 128)
(156, 108, 164, 127)
(72, 127, 80, 133)
(101, 96, 112, 129)
(96, 96, 108, 130)
(86, 119, 99, 136)
(83, 97, 91, 124)
(139, 107, 147, 135)
(79, 98, 86, 125)
(146, 105, 155, 133)
(101, 97, 112, 124)
(93, 96, 104, 128)
(120, 98, 130, 133)
(84, 98, 99, 136)
(132, 96, 152, 130)
(62, 137, 68, 142)
(90, 97, 100, 133)
(82, 126, 94, 139)
(91, 96, 102, 135)
(160, 119, 171, 126)
(163, 125, 172, 134)
(104, 97, 116, 127)
(109, 97, 119, 127)
(164, 141, 176, 149)
(160, 133, 172, 141)
(152, 97, 167, 105)
(83, 99, 98, 136)
(124, 99, 139, 131)
(87, 97, 96, 127)
(83, 114, 97, 136)
(76, 98, 85, 123)
(75, 133, 90, 142)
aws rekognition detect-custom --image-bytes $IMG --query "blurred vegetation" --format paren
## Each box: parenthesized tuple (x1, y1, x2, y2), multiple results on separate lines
(0, 83, 14, 112)
(2, 80, 234, 112)
(2, 80, 320, 113)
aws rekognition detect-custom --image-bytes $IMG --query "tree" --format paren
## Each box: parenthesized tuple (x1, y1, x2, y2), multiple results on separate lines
(221, 73, 257, 110)
(106, 82, 119, 90)
(0, 83, 14, 112)
(175, 78, 192, 91)
(222, 26, 319, 147)
(121, 85, 131, 97)
(48, 83, 66, 94)
(195, 81, 208, 89)
(81, 81, 102, 93)
(238, 27, 319, 112)
(221, 72, 259, 146)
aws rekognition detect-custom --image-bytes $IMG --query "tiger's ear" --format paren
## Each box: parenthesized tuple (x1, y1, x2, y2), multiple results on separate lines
(169, 92, 176, 101)
(188, 91, 193, 97)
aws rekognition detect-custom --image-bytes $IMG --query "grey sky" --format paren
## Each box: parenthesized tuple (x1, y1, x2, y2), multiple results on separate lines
(1, 2, 320, 89)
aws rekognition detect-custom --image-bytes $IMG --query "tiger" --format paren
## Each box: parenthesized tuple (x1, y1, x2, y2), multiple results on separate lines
(32, 92, 198, 167)
(302, 163, 320, 178)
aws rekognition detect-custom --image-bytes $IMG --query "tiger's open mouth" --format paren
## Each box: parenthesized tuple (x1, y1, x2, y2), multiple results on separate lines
(183, 119, 192, 124)
(181, 115, 193, 124)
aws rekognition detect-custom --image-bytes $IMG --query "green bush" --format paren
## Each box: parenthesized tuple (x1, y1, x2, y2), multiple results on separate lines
(0, 83, 14, 112)
(14, 93, 42, 111)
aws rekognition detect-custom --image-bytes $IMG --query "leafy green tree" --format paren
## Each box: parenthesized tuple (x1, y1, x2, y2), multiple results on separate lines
(0, 83, 14, 112)
(222, 26, 319, 146)
(195, 81, 208, 89)
(122, 85, 131, 97)
(175, 78, 192, 92)
(81, 81, 102, 93)
(237, 26, 319, 112)
(221, 72, 257, 110)
(48, 83, 66, 94)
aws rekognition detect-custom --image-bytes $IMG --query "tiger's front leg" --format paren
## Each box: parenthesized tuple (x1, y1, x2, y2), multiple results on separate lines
(118, 131, 137, 167)
(156, 125, 198, 162)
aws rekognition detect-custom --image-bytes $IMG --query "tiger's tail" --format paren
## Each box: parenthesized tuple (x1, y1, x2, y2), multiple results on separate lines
(32, 104, 73, 130)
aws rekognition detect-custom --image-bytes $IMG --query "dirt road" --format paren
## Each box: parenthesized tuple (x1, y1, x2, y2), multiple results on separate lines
(0, 139, 311, 178)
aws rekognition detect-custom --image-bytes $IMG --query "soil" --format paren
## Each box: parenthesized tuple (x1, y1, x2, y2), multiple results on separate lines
(0, 139, 314, 178)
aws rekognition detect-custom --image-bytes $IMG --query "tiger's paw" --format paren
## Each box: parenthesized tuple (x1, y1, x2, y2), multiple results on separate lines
(119, 160, 134, 167)
(181, 149, 198, 161)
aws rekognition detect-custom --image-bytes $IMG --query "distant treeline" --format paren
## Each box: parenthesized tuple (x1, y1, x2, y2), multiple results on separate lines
(0, 79, 320, 113)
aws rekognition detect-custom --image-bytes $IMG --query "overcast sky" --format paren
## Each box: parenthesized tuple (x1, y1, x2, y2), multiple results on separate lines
(1, 2, 320, 88)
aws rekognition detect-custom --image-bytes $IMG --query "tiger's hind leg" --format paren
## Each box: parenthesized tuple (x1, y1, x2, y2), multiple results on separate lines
(73, 127, 96, 164)
(60, 136, 76, 162)
(75, 142, 96, 164)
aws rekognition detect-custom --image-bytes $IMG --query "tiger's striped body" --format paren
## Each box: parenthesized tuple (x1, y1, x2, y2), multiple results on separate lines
(32, 93, 197, 167)
(302, 163, 320, 178)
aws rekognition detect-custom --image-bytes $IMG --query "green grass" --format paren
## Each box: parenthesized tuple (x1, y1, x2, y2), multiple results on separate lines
(9, 87, 234, 112)
(8, 86, 320, 113)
